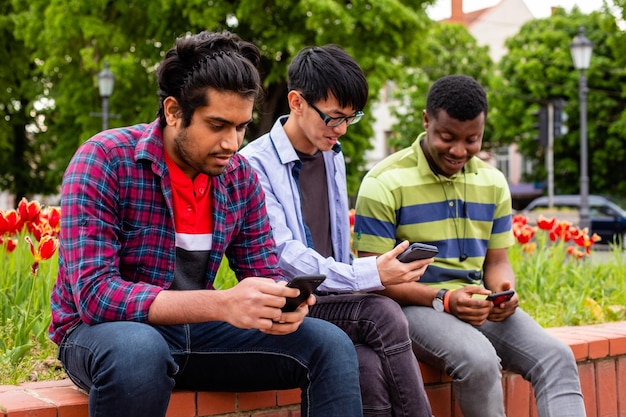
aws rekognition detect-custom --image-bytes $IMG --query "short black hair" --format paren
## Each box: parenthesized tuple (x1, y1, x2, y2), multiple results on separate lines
(156, 31, 262, 127)
(287, 45, 368, 111)
(426, 75, 488, 121)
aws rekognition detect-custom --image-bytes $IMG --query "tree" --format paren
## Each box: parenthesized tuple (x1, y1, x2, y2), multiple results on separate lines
(493, 6, 626, 197)
(0, 0, 56, 203)
(389, 22, 495, 151)
(8, 0, 438, 198)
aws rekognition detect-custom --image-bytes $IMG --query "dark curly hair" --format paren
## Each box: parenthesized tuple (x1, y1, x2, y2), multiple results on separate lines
(156, 31, 262, 127)
(426, 75, 488, 121)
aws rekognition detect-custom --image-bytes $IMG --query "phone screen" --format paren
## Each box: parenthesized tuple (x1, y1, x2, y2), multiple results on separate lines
(486, 290, 515, 306)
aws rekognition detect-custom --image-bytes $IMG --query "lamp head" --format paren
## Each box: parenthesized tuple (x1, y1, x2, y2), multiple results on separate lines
(97, 62, 115, 98)
(570, 26, 593, 71)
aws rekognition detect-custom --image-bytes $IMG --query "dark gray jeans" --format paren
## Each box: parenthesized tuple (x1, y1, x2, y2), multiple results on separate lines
(310, 293, 432, 417)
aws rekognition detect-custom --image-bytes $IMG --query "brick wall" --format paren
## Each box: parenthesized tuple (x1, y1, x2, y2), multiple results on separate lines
(2, 321, 625, 417)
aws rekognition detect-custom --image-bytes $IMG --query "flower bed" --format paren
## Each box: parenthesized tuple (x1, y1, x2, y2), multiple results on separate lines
(2, 201, 625, 385)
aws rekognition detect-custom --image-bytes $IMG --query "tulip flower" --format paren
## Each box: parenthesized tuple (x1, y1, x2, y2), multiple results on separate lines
(1, 237, 18, 253)
(512, 214, 528, 226)
(24, 235, 59, 275)
(2, 210, 22, 235)
(44, 206, 61, 231)
(18, 198, 42, 224)
(536, 215, 556, 231)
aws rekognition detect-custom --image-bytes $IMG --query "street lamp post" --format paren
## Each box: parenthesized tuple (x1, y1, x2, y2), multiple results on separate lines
(570, 26, 593, 231)
(97, 62, 115, 131)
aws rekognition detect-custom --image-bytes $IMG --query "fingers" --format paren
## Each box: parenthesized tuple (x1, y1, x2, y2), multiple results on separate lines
(389, 240, 410, 256)
(260, 306, 308, 335)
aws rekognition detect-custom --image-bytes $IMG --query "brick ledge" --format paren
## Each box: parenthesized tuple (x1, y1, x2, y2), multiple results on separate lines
(2, 321, 626, 417)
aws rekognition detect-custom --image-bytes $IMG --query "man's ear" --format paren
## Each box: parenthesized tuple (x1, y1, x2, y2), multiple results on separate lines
(163, 97, 181, 126)
(287, 90, 305, 115)
(422, 109, 429, 130)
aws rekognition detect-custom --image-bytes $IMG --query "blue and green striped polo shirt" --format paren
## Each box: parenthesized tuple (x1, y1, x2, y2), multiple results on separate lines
(353, 133, 514, 289)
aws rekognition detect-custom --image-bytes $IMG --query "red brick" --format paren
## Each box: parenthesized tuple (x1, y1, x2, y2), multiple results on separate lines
(30, 385, 88, 417)
(529, 386, 538, 417)
(546, 329, 589, 360)
(578, 361, 597, 417)
(596, 359, 618, 417)
(618, 357, 626, 417)
(425, 384, 452, 417)
(238, 390, 276, 411)
(0, 389, 56, 417)
(166, 390, 196, 417)
(276, 389, 300, 406)
(560, 328, 610, 359)
(419, 361, 444, 384)
(550, 326, 609, 359)
(504, 373, 531, 417)
(197, 392, 236, 416)
(581, 327, 626, 356)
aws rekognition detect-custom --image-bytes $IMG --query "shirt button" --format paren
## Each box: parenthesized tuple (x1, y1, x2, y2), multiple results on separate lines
(187, 205, 192, 211)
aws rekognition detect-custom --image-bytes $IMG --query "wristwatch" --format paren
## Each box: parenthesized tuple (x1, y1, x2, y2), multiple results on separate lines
(432, 289, 449, 312)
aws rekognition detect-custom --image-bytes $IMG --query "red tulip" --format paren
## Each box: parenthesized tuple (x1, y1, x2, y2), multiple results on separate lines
(536, 215, 556, 231)
(18, 198, 42, 223)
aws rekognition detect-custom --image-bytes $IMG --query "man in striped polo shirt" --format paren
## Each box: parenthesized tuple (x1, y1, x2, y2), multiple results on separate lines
(353, 75, 585, 417)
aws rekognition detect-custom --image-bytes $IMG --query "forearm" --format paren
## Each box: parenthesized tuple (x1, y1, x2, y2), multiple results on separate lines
(377, 282, 438, 306)
(147, 289, 229, 325)
(482, 249, 516, 291)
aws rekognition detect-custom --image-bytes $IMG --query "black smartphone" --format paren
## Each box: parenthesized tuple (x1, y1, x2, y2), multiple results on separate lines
(397, 242, 439, 263)
(282, 274, 327, 312)
(486, 290, 515, 306)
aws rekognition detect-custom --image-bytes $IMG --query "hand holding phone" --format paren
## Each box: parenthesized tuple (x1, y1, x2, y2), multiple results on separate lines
(486, 290, 515, 306)
(397, 242, 439, 263)
(282, 274, 326, 312)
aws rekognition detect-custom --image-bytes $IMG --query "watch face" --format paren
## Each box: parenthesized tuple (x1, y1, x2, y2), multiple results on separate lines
(432, 299, 445, 312)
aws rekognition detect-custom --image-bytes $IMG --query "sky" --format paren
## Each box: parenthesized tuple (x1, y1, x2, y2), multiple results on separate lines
(426, 0, 608, 20)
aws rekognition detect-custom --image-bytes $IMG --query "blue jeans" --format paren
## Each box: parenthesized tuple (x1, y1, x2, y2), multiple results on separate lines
(58, 317, 362, 417)
(403, 306, 586, 417)
(310, 293, 432, 417)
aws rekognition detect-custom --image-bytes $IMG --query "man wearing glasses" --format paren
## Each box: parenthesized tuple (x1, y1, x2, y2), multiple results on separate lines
(240, 45, 433, 417)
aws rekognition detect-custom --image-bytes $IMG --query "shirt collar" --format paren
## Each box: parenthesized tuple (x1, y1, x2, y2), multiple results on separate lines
(269, 115, 341, 165)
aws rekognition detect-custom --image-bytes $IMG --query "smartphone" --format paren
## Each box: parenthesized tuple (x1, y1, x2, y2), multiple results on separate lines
(282, 274, 327, 312)
(397, 242, 439, 263)
(486, 290, 515, 306)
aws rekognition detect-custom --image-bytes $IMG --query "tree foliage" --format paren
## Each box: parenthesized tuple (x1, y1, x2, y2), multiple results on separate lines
(493, 6, 626, 197)
(389, 22, 494, 150)
(0, 0, 53, 201)
(2, 0, 437, 201)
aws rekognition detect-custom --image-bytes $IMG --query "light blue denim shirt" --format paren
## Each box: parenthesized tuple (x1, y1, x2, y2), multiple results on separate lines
(240, 116, 382, 292)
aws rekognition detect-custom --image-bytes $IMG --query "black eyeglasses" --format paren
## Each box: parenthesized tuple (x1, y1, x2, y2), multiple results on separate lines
(300, 94, 364, 127)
